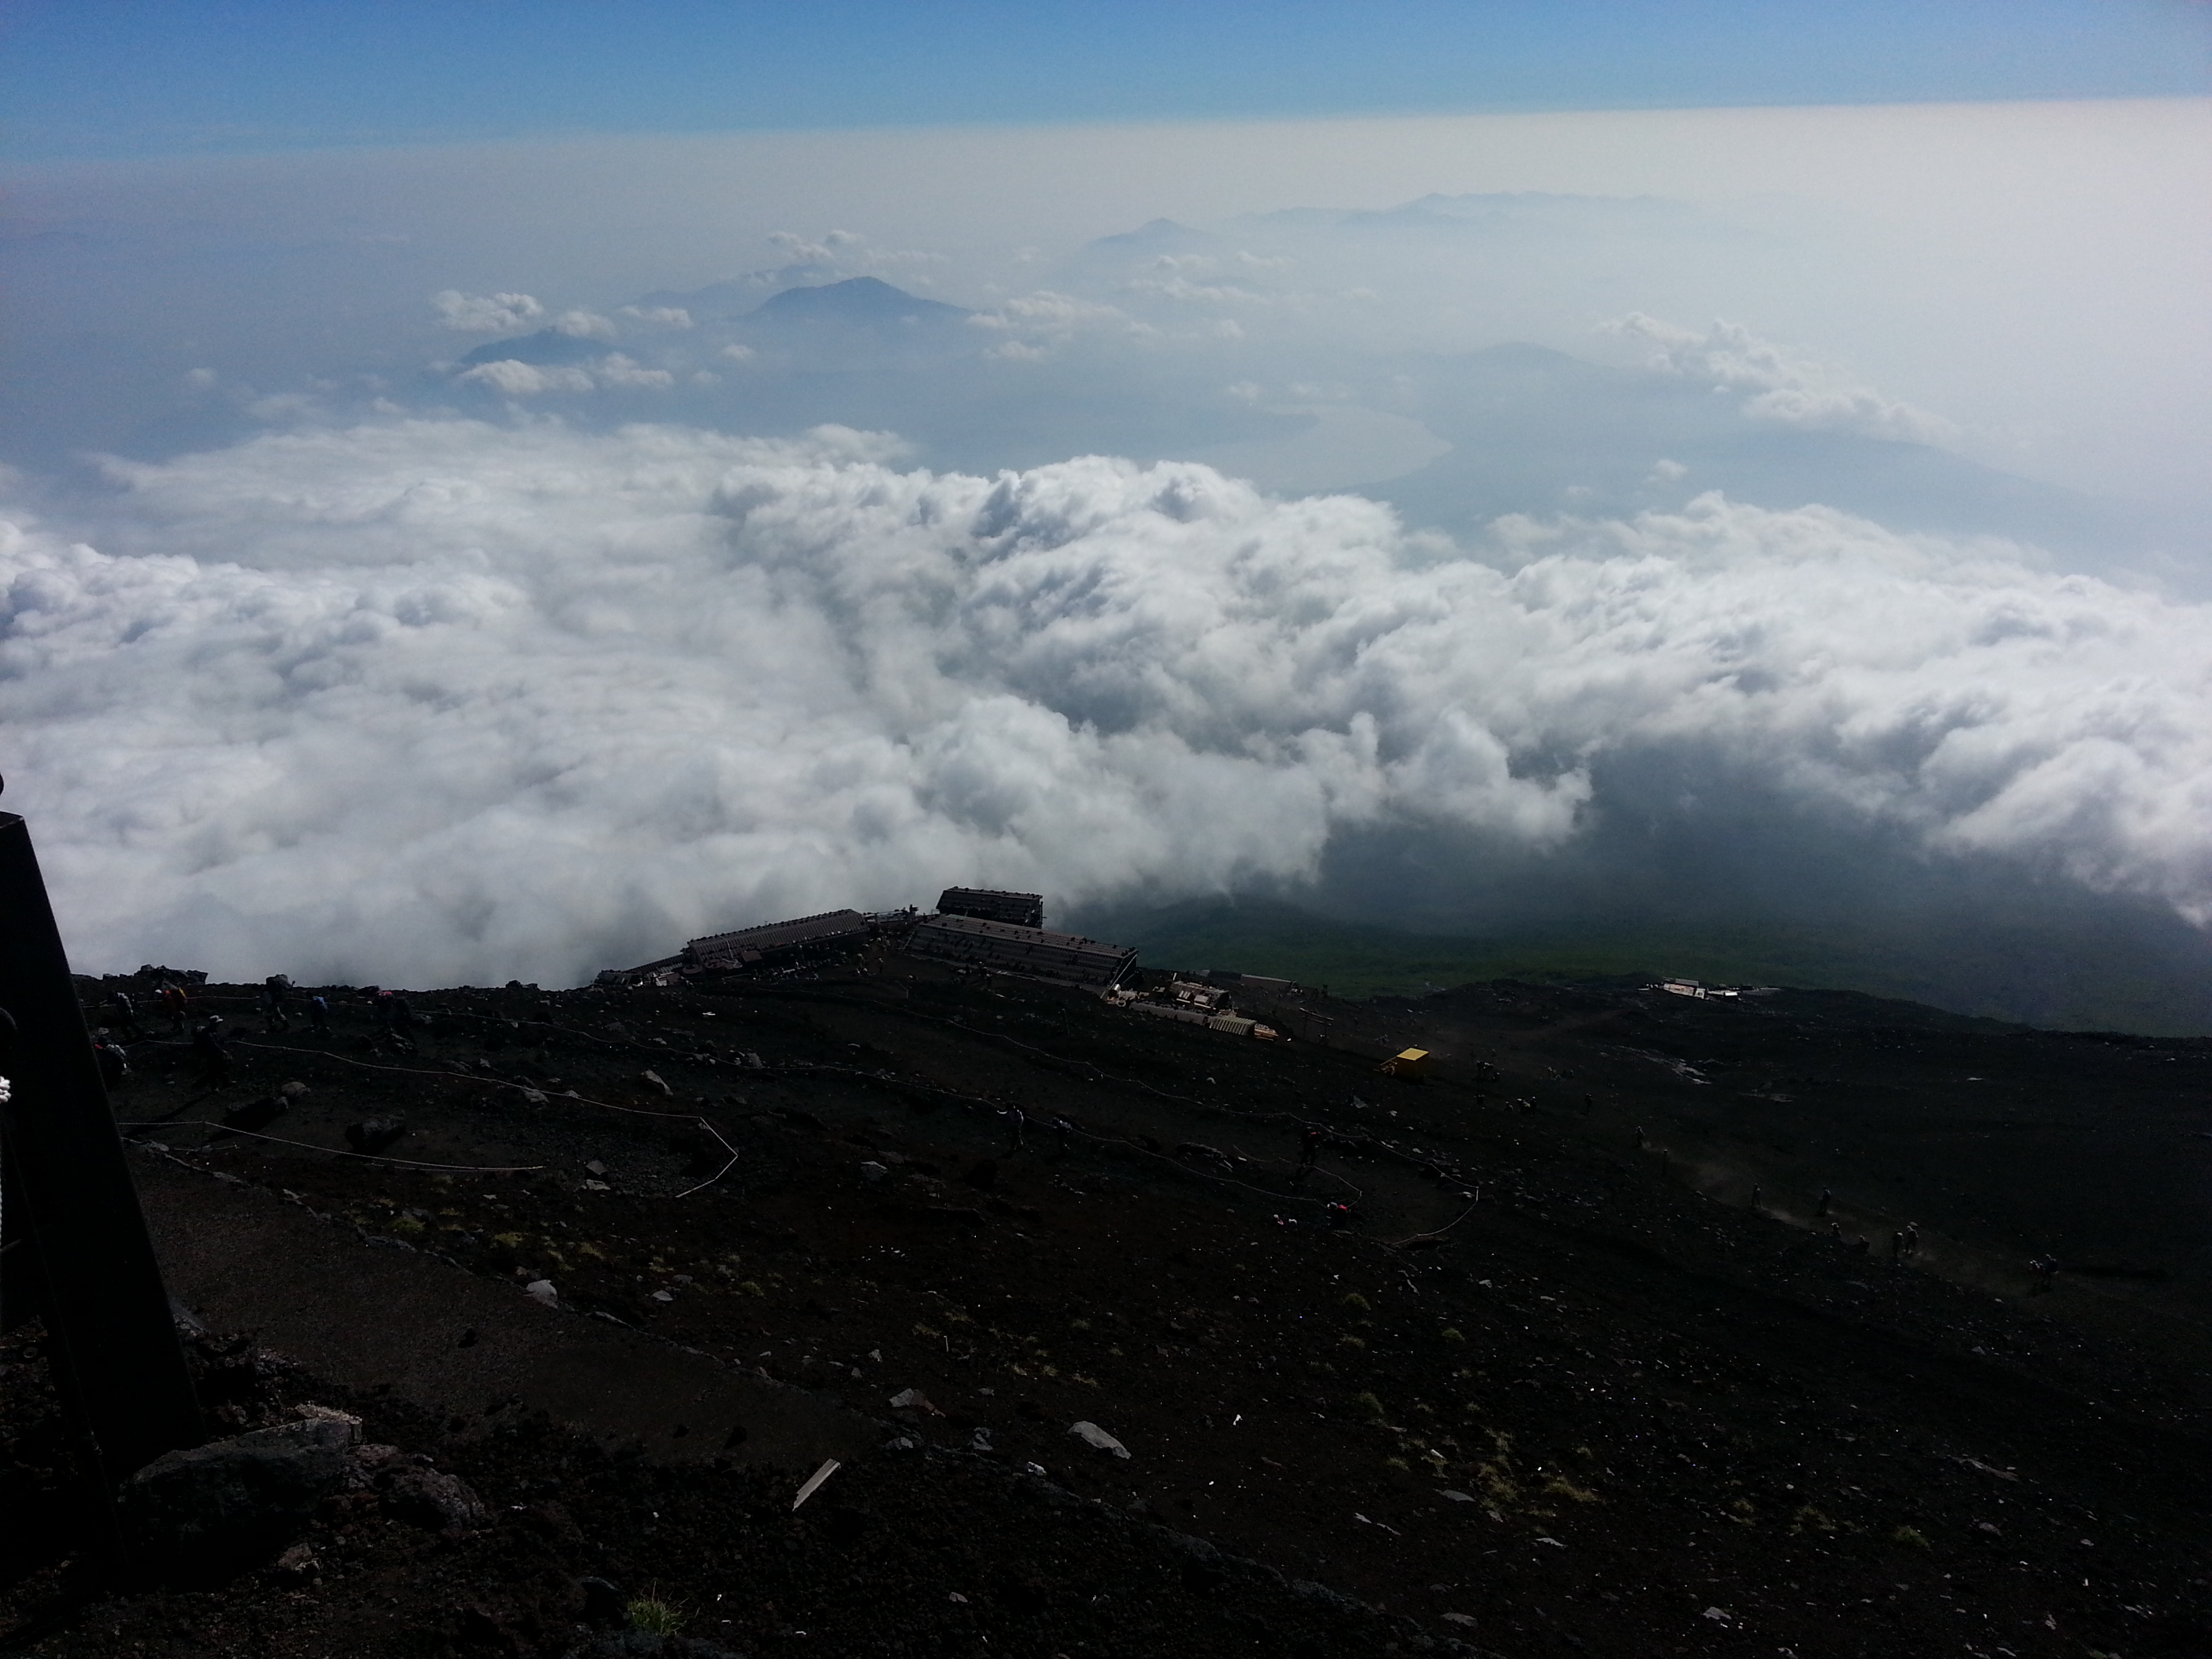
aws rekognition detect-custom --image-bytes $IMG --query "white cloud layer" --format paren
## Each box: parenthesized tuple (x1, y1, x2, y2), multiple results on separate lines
(455, 355, 675, 396)
(3, 417, 2208, 987)
(1599, 312, 1960, 445)
(432, 289, 548, 333)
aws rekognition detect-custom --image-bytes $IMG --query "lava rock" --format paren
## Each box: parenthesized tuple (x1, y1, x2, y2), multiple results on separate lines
(380, 1461, 492, 1531)
(1069, 1420, 1131, 1458)
(124, 1416, 359, 1576)
(579, 1577, 629, 1627)
(345, 1117, 408, 1155)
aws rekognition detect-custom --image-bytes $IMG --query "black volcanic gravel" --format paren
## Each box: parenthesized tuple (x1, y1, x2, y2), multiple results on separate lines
(6, 960, 2211, 1656)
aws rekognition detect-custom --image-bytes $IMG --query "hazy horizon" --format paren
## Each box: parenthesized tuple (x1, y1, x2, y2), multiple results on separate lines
(4, 7, 2209, 1027)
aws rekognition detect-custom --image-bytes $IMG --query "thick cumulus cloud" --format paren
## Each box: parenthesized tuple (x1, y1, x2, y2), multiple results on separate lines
(1599, 312, 1959, 445)
(2, 417, 2209, 987)
(432, 290, 549, 334)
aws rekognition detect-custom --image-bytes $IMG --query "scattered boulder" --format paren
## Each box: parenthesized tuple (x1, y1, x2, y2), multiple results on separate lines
(380, 1461, 491, 1532)
(344, 1442, 489, 1530)
(1069, 1420, 1131, 1459)
(579, 1577, 629, 1627)
(344, 1118, 408, 1156)
(124, 1416, 359, 1576)
(221, 1094, 291, 1134)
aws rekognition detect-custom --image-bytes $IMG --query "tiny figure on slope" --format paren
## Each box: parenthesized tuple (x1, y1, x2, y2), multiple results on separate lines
(104, 989, 144, 1040)
(260, 974, 293, 1032)
(91, 1035, 130, 1090)
(190, 1017, 232, 1090)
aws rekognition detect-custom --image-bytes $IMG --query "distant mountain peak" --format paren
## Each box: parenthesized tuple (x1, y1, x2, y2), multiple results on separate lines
(1087, 218, 1219, 253)
(455, 329, 603, 368)
(750, 276, 970, 323)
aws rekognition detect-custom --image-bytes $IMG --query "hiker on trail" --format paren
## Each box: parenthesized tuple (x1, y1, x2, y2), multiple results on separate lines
(1324, 1201, 1355, 1230)
(308, 994, 331, 1037)
(1890, 1229, 1906, 1261)
(190, 1017, 233, 1090)
(1828, 1221, 1845, 1242)
(1296, 1124, 1324, 1176)
(1816, 1188, 1833, 1218)
(1851, 1235, 1871, 1255)
(159, 981, 190, 1037)
(1750, 1185, 1763, 1211)
(1901, 1222, 1921, 1258)
(1002, 1103, 1027, 1154)
(2028, 1255, 2060, 1294)
(104, 989, 144, 1039)
(369, 988, 394, 1031)
(92, 1036, 129, 1090)
(1052, 1115, 1076, 1155)
(1634, 1126, 1646, 1150)
(260, 974, 293, 1032)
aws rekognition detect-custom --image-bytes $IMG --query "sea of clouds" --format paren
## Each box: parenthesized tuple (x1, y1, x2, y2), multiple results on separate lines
(3, 415, 2207, 987)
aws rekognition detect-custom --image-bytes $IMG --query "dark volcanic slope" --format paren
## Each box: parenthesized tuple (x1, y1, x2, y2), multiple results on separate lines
(9, 962, 2212, 1658)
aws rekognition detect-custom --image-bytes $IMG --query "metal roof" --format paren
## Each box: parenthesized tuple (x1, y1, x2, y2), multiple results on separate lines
(907, 913, 1135, 986)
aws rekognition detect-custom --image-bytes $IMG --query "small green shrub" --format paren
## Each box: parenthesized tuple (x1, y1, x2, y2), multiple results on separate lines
(1341, 1292, 1372, 1311)
(627, 1597, 684, 1635)
(1439, 1327, 1466, 1344)
(1890, 1525, 1930, 1550)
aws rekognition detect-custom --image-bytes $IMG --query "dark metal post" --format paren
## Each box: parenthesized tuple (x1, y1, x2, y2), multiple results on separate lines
(0, 805, 203, 1494)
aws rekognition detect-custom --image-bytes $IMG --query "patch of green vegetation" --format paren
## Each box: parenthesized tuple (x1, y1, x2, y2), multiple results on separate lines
(627, 1597, 685, 1634)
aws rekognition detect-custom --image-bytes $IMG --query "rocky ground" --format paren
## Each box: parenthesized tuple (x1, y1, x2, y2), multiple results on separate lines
(5, 956, 2211, 1658)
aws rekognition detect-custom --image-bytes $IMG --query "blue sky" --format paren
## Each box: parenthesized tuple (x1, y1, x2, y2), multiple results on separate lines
(2, 6, 2209, 1008)
(4, 0, 2208, 160)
